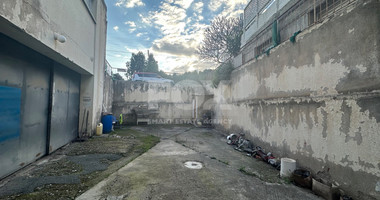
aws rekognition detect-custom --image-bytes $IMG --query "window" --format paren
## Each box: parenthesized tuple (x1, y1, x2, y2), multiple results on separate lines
(308, 0, 347, 25)
(255, 37, 272, 57)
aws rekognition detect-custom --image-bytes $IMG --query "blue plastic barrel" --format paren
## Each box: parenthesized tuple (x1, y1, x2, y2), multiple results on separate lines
(101, 114, 113, 133)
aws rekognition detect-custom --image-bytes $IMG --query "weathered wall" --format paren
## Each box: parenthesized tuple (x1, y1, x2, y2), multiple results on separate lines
(112, 80, 210, 124)
(0, 0, 95, 74)
(0, 0, 108, 136)
(214, 1, 380, 199)
(103, 73, 113, 113)
(0, 34, 50, 178)
(90, 0, 107, 133)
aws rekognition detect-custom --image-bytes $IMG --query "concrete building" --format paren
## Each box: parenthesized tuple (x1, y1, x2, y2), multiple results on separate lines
(216, 0, 380, 199)
(0, 0, 107, 179)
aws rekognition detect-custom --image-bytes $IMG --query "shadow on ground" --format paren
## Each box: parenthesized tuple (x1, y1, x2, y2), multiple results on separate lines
(1, 125, 321, 200)
(77, 125, 321, 200)
(0, 128, 159, 200)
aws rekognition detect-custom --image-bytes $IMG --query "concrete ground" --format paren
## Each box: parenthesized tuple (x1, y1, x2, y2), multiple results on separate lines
(77, 125, 322, 200)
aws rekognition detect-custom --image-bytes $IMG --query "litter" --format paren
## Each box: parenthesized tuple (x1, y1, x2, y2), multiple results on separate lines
(225, 133, 351, 200)
(292, 169, 312, 188)
(226, 133, 280, 170)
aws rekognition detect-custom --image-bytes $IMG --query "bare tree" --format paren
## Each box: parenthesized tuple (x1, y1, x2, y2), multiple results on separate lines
(198, 16, 243, 63)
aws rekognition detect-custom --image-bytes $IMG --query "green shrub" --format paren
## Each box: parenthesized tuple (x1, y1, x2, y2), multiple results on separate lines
(212, 61, 234, 88)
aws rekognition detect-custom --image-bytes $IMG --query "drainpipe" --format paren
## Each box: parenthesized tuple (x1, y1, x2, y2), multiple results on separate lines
(264, 19, 279, 56)
(272, 20, 278, 46)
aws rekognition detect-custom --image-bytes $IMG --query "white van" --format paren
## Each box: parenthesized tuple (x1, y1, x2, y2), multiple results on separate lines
(132, 72, 173, 83)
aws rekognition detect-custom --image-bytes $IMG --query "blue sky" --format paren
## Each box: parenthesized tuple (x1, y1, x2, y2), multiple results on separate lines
(105, 0, 249, 74)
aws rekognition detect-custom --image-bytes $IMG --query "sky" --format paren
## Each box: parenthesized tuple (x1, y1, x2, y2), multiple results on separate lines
(105, 0, 249, 74)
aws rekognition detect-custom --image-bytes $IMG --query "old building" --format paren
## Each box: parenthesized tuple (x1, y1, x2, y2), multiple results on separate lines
(0, 0, 107, 178)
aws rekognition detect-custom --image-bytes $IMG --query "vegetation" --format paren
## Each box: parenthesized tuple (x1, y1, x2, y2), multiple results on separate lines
(212, 61, 234, 87)
(125, 51, 160, 79)
(146, 53, 159, 73)
(121, 16, 241, 86)
(6, 128, 159, 200)
(239, 166, 258, 177)
(112, 73, 124, 80)
(217, 159, 229, 165)
(160, 69, 214, 83)
(197, 16, 243, 63)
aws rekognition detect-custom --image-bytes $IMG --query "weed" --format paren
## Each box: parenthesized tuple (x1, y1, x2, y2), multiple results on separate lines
(217, 159, 229, 165)
(4, 128, 160, 200)
(239, 167, 257, 177)
(282, 177, 293, 184)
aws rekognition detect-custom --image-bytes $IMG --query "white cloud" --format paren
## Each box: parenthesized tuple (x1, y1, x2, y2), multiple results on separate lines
(193, 1, 203, 14)
(208, 0, 223, 12)
(115, 0, 145, 8)
(210, 0, 249, 18)
(124, 21, 136, 27)
(151, 2, 187, 35)
(140, 0, 218, 72)
(174, 0, 194, 9)
(124, 46, 148, 54)
(114, 0, 248, 73)
(139, 13, 152, 25)
(113, 26, 119, 31)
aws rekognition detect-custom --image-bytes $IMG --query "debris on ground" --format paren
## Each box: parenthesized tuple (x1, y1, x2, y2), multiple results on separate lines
(292, 169, 312, 189)
(226, 133, 280, 170)
(225, 131, 352, 200)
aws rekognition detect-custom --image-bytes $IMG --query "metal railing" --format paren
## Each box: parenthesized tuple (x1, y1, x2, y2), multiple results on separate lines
(244, 0, 273, 28)
(241, 0, 357, 65)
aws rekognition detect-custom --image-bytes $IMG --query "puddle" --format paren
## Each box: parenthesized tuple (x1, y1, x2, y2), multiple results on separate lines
(184, 161, 203, 169)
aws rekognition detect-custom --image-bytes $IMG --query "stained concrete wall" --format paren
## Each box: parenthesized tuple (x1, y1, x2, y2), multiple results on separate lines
(90, 0, 107, 133)
(112, 80, 211, 124)
(103, 73, 113, 113)
(0, 0, 95, 74)
(0, 0, 108, 135)
(214, 1, 380, 199)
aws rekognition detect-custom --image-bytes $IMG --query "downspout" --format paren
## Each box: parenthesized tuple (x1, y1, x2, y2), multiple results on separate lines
(272, 20, 279, 46)
(264, 19, 279, 56)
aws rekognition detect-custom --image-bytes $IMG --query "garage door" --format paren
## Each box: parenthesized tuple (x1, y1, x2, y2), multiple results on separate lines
(49, 64, 80, 152)
(0, 34, 50, 178)
(0, 33, 81, 179)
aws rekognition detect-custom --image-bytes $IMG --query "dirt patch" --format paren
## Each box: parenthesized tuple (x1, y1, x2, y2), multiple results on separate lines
(31, 159, 82, 177)
(63, 135, 135, 156)
(0, 128, 159, 200)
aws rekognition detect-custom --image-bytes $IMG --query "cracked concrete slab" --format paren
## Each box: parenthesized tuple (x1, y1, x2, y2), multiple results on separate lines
(77, 126, 321, 200)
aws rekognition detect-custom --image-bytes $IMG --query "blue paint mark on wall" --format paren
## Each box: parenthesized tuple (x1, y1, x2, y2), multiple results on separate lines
(0, 86, 21, 143)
